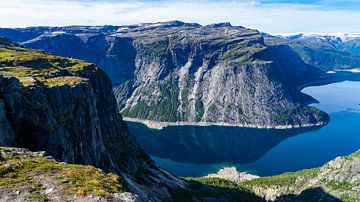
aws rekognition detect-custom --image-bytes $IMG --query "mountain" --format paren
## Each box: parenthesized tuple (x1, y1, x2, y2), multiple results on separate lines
(264, 33, 360, 71)
(0, 21, 329, 129)
(0, 39, 185, 201)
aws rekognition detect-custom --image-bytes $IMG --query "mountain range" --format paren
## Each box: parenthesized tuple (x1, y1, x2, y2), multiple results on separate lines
(0, 21, 333, 128)
(0, 21, 359, 201)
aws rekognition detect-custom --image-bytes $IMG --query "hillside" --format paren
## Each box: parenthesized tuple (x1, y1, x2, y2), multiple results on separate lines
(0, 21, 329, 128)
(0, 38, 185, 201)
(186, 150, 360, 201)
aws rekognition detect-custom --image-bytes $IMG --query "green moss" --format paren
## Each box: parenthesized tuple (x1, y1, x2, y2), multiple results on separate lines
(0, 45, 94, 88)
(0, 147, 124, 198)
(43, 76, 88, 87)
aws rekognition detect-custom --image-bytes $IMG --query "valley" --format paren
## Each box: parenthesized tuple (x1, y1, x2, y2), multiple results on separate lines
(0, 20, 359, 201)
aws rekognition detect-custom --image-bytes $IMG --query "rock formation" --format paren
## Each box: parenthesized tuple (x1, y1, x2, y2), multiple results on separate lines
(0, 21, 329, 128)
(0, 38, 185, 201)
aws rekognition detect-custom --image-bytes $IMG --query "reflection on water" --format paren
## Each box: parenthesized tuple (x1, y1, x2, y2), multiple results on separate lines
(128, 123, 318, 164)
(128, 80, 360, 177)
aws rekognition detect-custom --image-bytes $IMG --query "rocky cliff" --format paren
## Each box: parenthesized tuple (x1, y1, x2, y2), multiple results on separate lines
(0, 21, 329, 128)
(0, 39, 185, 201)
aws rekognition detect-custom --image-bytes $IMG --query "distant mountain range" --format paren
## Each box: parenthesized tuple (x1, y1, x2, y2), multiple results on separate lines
(264, 33, 360, 70)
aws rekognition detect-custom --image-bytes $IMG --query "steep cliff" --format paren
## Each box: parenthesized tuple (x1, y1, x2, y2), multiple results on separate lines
(0, 21, 329, 128)
(0, 39, 185, 201)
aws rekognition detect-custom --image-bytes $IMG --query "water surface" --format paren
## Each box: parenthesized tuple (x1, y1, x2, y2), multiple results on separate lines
(128, 81, 360, 177)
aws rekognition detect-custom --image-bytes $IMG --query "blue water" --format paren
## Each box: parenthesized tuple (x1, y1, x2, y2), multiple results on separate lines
(128, 81, 360, 177)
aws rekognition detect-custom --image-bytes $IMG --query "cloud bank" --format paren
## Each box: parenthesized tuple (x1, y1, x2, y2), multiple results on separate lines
(0, 0, 359, 34)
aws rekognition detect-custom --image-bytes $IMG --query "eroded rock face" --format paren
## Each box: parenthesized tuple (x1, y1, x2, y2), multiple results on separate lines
(0, 21, 329, 128)
(0, 42, 185, 201)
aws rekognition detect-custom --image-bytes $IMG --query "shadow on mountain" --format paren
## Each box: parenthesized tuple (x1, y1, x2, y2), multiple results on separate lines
(279, 187, 341, 202)
(128, 122, 321, 164)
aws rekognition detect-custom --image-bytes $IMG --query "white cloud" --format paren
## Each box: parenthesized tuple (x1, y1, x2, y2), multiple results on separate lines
(0, 0, 359, 34)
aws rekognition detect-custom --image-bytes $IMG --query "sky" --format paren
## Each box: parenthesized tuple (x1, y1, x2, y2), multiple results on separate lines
(0, 0, 359, 34)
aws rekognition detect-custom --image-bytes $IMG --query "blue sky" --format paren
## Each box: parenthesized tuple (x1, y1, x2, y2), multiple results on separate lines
(0, 0, 359, 33)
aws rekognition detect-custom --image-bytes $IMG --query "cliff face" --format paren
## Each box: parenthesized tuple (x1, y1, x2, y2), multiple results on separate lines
(0, 40, 185, 201)
(0, 21, 329, 128)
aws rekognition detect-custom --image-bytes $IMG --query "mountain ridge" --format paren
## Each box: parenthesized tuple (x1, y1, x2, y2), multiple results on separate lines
(0, 21, 330, 129)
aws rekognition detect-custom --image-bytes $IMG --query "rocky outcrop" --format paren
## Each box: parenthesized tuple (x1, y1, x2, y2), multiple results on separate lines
(0, 147, 138, 202)
(0, 40, 185, 201)
(205, 167, 259, 183)
(0, 21, 329, 128)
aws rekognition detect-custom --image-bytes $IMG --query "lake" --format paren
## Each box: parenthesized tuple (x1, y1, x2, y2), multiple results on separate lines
(127, 80, 360, 177)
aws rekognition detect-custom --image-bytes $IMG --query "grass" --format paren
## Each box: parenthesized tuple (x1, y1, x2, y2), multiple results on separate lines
(0, 45, 96, 87)
(0, 147, 124, 198)
(42, 76, 88, 87)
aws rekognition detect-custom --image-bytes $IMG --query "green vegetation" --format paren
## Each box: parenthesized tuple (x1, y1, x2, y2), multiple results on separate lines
(0, 44, 96, 87)
(344, 150, 360, 160)
(122, 81, 180, 121)
(326, 181, 352, 191)
(146, 40, 169, 57)
(0, 37, 15, 47)
(0, 147, 124, 198)
(195, 100, 204, 121)
(171, 177, 262, 202)
(242, 168, 320, 189)
(273, 103, 328, 125)
(222, 42, 266, 64)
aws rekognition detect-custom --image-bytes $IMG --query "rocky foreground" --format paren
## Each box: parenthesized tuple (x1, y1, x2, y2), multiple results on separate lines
(0, 147, 136, 202)
(3, 146, 359, 201)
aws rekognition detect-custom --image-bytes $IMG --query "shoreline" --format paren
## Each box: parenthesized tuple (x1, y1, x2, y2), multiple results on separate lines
(123, 117, 326, 130)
